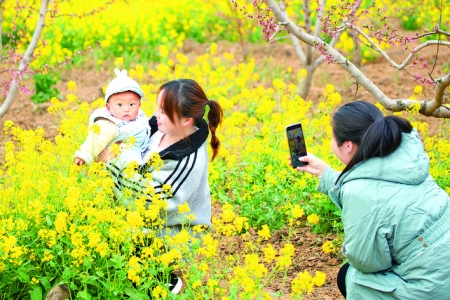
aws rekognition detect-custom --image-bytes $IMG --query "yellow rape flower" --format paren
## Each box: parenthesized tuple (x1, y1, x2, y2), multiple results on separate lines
(209, 42, 218, 55)
(3, 120, 14, 134)
(292, 204, 304, 218)
(291, 270, 315, 295)
(152, 286, 167, 299)
(221, 203, 236, 222)
(324, 83, 335, 96)
(127, 211, 144, 228)
(262, 244, 276, 263)
(114, 56, 124, 68)
(199, 262, 209, 272)
(159, 45, 169, 58)
(414, 85, 423, 95)
(176, 53, 189, 64)
(90, 123, 101, 135)
(273, 78, 286, 91)
(307, 214, 320, 225)
(298, 69, 307, 81)
(135, 64, 145, 79)
(207, 279, 218, 290)
(192, 280, 202, 289)
(162, 184, 172, 197)
(314, 271, 327, 287)
(67, 80, 77, 92)
(257, 225, 271, 240)
(178, 202, 190, 214)
(322, 241, 336, 254)
(223, 52, 234, 61)
(55, 212, 68, 234)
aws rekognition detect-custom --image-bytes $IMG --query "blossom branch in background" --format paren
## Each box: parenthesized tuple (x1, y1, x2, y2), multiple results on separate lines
(259, 0, 450, 118)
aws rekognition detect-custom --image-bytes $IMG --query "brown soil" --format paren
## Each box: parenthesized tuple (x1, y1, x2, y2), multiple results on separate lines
(1, 38, 448, 299)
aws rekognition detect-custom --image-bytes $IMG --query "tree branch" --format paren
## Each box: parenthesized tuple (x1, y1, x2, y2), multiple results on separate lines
(353, 25, 450, 70)
(276, 1, 306, 64)
(313, 0, 326, 38)
(414, 27, 450, 39)
(289, 33, 306, 64)
(315, 25, 348, 67)
(0, 0, 49, 118)
(302, 0, 313, 64)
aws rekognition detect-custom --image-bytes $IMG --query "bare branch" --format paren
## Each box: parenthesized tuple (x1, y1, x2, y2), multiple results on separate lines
(427, 72, 450, 114)
(436, 28, 450, 36)
(268, 22, 288, 41)
(276, 1, 306, 63)
(414, 28, 450, 39)
(316, 0, 362, 68)
(0, 0, 49, 118)
(289, 33, 306, 64)
(0, 68, 20, 74)
(302, 0, 313, 64)
(268, 35, 291, 43)
(313, 0, 326, 38)
(302, 0, 312, 35)
(315, 25, 348, 67)
(353, 25, 450, 70)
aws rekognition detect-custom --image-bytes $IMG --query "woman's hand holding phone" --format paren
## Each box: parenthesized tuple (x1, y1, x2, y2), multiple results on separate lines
(289, 153, 328, 179)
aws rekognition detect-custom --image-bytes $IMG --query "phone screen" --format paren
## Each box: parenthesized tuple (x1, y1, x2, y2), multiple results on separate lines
(286, 123, 308, 168)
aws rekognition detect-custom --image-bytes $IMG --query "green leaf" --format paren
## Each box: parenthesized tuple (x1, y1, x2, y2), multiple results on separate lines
(96, 271, 105, 277)
(30, 285, 43, 300)
(69, 281, 78, 291)
(84, 276, 98, 285)
(62, 267, 73, 279)
(83, 257, 92, 268)
(124, 288, 150, 300)
(37, 276, 52, 291)
(18, 271, 30, 283)
(77, 290, 92, 300)
(46, 215, 53, 226)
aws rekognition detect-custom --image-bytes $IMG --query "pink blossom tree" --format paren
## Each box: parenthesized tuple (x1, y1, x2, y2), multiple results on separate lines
(0, 0, 49, 118)
(0, 0, 115, 118)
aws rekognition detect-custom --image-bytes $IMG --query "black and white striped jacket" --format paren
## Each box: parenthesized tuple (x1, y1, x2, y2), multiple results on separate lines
(108, 116, 212, 229)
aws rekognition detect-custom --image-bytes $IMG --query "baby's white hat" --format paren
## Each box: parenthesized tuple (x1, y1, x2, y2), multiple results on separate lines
(104, 68, 144, 102)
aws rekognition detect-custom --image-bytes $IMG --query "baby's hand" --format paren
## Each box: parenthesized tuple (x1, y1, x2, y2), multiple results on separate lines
(75, 157, 85, 165)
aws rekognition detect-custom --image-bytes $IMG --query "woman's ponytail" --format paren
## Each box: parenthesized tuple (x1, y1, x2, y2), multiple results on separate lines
(207, 99, 223, 161)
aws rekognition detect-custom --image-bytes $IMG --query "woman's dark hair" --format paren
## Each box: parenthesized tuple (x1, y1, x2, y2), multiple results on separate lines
(333, 101, 413, 182)
(157, 79, 223, 161)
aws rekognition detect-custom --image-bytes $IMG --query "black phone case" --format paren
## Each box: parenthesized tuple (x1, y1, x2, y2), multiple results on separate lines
(286, 123, 308, 168)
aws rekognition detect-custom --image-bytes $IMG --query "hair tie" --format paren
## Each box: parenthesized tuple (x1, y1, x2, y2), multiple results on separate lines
(208, 100, 211, 106)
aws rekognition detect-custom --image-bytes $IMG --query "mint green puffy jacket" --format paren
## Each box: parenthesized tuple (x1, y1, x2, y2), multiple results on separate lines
(318, 129, 450, 299)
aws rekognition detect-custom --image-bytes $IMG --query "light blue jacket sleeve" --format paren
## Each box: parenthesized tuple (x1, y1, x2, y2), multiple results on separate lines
(317, 166, 342, 210)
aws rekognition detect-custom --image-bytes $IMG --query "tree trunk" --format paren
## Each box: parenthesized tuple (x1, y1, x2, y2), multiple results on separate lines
(0, 0, 49, 118)
(299, 67, 315, 99)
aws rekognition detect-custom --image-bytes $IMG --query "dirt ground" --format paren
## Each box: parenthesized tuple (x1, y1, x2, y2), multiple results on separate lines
(1, 39, 449, 299)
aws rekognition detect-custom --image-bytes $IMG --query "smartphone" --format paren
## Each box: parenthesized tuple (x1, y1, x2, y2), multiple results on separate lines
(286, 122, 308, 168)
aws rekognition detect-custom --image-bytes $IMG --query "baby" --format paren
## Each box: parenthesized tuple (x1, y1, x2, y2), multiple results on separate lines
(74, 68, 150, 169)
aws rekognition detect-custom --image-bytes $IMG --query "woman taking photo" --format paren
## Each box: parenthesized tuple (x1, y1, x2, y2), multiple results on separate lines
(293, 101, 450, 299)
